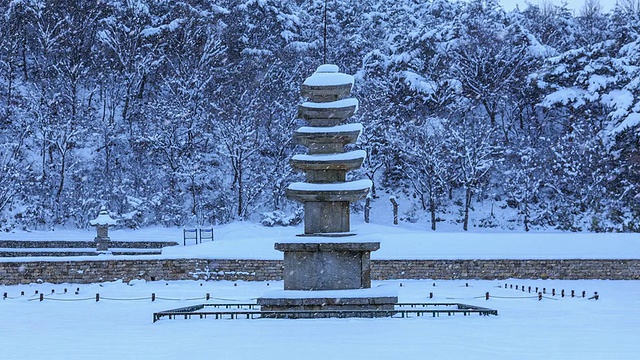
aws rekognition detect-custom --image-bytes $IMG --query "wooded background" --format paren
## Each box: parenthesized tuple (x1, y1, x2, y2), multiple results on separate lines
(0, 0, 638, 231)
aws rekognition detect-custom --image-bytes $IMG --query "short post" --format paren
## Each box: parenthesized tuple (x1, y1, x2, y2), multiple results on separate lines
(389, 197, 399, 225)
(538, 292, 542, 301)
(152, 293, 156, 302)
(3, 292, 7, 299)
(571, 290, 575, 298)
(90, 206, 117, 252)
(485, 292, 489, 300)
(40, 293, 44, 301)
(96, 293, 100, 302)
(364, 196, 371, 223)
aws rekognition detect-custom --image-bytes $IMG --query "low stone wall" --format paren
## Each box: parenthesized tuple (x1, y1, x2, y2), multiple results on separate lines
(371, 259, 640, 280)
(0, 259, 638, 285)
(0, 240, 178, 249)
(0, 259, 282, 285)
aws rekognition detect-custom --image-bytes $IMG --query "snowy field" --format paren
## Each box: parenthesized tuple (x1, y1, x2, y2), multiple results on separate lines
(1, 220, 639, 359)
(1, 279, 639, 360)
(1, 219, 639, 261)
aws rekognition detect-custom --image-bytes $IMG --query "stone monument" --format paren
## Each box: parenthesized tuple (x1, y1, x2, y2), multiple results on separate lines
(90, 206, 117, 252)
(257, 65, 397, 317)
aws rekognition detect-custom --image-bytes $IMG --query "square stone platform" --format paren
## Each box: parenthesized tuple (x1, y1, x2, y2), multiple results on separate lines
(275, 241, 379, 290)
(257, 287, 398, 318)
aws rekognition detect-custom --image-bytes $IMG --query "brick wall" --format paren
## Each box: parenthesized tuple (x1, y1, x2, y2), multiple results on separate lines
(0, 259, 638, 285)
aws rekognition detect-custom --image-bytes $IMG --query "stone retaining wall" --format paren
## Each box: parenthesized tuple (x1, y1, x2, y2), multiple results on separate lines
(371, 259, 640, 280)
(0, 240, 178, 249)
(0, 259, 638, 285)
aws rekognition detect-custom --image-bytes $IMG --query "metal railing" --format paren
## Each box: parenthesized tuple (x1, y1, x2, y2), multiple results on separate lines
(153, 302, 498, 322)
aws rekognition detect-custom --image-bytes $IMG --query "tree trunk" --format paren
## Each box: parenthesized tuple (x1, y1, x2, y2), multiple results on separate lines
(190, 174, 197, 217)
(463, 187, 472, 231)
(429, 195, 436, 231)
(523, 198, 530, 232)
(55, 149, 67, 223)
(390, 197, 398, 225)
(237, 160, 243, 218)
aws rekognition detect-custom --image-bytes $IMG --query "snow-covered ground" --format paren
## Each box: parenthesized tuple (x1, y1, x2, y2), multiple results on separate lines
(1, 279, 638, 359)
(1, 220, 639, 359)
(1, 219, 638, 261)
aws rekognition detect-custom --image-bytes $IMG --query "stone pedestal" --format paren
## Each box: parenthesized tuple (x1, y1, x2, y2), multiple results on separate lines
(276, 242, 378, 290)
(95, 230, 111, 252)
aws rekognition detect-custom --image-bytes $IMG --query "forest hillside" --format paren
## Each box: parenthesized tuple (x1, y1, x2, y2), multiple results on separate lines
(0, 0, 638, 232)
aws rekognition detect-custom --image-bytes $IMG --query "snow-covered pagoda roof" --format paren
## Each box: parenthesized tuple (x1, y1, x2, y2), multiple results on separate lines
(292, 150, 366, 163)
(288, 179, 372, 192)
(300, 98, 359, 111)
(89, 207, 117, 226)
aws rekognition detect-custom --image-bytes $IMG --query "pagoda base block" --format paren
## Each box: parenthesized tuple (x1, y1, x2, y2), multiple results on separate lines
(257, 288, 398, 318)
(275, 241, 379, 290)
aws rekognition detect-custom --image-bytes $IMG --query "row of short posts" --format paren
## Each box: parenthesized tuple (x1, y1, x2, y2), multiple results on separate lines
(3, 290, 214, 302)
(485, 291, 597, 301)
(3, 288, 78, 300)
(501, 283, 598, 300)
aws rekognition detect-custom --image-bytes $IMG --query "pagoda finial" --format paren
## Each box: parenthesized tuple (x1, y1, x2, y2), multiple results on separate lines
(323, 0, 328, 64)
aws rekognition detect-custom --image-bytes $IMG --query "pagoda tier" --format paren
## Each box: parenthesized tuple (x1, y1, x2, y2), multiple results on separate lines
(286, 179, 372, 202)
(286, 65, 370, 236)
(300, 68, 354, 102)
(293, 124, 362, 154)
(297, 98, 359, 127)
(290, 150, 366, 183)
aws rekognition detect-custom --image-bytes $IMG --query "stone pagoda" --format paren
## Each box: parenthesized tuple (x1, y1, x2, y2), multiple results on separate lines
(257, 65, 397, 317)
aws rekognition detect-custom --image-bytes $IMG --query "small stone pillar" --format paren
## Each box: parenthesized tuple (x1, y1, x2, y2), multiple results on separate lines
(89, 207, 117, 252)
